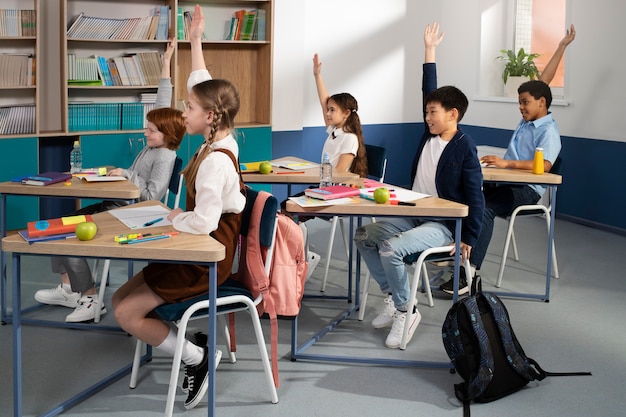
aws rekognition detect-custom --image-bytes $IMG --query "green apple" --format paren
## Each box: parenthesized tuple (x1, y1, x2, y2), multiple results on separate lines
(373, 187, 390, 204)
(259, 161, 273, 174)
(75, 221, 97, 241)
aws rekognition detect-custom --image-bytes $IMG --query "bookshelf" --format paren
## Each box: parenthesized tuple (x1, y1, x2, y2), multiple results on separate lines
(176, 0, 273, 127)
(61, 0, 175, 135)
(0, 0, 39, 138)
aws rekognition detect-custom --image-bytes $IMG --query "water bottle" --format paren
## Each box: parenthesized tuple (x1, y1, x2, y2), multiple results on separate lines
(319, 152, 333, 187)
(532, 147, 544, 175)
(70, 140, 83, 174)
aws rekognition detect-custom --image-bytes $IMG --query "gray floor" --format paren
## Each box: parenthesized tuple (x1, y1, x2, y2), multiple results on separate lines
(1, 215, 625, 417)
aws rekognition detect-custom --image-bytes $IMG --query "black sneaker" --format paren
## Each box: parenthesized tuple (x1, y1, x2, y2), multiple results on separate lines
(182, 332, 208, 392)
(440, 266, 471, 295)
(184, 346, 209, 410)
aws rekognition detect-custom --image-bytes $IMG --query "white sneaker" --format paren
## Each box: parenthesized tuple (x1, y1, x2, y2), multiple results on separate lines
(65, 295, 107, 323)
(385, 308, 422, 349)
(372, 294, 396, 328)
(34, 284, 81, 308)
(306, 251, 320, 280)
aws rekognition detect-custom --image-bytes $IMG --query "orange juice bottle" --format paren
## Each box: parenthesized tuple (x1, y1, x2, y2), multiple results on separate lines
(532, 147, 544, 174)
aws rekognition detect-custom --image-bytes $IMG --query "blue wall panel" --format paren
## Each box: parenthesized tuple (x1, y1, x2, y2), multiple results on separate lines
(273, 124, 626, 234)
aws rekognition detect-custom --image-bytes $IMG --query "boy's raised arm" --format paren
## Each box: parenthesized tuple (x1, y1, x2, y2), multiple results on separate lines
(539, 24, 576, 84)
(424, 22, 444, 64)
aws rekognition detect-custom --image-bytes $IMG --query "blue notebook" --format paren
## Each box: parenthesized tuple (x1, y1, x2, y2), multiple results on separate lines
(20, 172, 72, 186)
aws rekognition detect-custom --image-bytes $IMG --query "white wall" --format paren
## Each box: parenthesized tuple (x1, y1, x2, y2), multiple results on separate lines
(272, 0, 624, 143)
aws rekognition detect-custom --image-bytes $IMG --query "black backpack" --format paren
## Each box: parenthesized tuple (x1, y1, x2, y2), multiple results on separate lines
(442, 292, 591, 417)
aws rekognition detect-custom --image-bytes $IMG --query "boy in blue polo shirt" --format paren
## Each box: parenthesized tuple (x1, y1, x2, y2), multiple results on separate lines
(441, 25, 576, 294)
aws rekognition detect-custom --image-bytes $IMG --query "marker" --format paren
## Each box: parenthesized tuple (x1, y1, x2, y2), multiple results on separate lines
(143, 217, 164, 227)
(390, 200, 416, 206)
(121, 232, 179, 244)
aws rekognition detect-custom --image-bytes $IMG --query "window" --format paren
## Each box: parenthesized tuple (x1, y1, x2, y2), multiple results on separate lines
(479, 0, 568, 98)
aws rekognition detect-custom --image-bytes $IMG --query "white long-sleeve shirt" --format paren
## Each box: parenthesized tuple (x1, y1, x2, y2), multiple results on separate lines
(172, 134, 245, 235)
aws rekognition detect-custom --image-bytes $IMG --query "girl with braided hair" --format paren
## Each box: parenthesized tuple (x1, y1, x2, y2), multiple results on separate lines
(112, 4, 245, 410)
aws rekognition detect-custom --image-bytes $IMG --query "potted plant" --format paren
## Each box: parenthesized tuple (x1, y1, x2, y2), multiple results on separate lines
(496, 48, 540, 97)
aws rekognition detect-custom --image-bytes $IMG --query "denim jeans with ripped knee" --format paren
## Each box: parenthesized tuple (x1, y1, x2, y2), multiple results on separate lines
(354, 218, 452, 311)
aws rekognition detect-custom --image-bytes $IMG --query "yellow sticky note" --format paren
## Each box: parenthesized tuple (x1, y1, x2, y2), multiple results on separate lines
(61, 215, 87, 225)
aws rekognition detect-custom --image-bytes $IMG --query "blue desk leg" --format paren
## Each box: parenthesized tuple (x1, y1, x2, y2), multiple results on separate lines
(12, 252, 22, 417)
(2, 194, 8, 324)
(544, 185, 557, 301)
(207, 263, 217, 417)
(453, 218, 462, 303)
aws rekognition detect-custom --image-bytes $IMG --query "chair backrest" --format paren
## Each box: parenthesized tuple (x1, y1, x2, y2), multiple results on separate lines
(365, 144, 387, 182)
(163, 156, 183, 209)
(549, 156, 563, 175)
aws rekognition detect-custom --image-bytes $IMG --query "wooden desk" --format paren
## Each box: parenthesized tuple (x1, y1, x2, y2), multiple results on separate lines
(0, 177, 141, 323)
(3, 201, 224, 417)
(286, 179, 468, 369)
(481, 167, 562, 301)
(242, 156, 359, 194)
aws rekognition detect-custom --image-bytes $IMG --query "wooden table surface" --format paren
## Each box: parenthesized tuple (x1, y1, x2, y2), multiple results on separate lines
(241, 156, 360, 184)
(0, 176, 140, 200)
(2, 200, 224, 263)
(482, 167, 562, 185)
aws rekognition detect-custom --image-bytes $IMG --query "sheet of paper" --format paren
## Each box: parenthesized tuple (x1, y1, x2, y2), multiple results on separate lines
(82, 175, 127, 182)
(289, 196, 356, 208)
(271, 160, 319, 170)
(109, 205, 173, 229)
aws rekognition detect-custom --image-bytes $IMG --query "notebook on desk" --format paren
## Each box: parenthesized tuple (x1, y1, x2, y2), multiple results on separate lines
(19, 172, 72, 186)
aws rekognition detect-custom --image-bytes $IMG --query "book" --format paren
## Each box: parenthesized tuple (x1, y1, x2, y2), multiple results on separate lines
(27, 214, 94, 238)
(270, 160, 318, 170)
(240, 10, 257, 41)
(177, 7, 184, 40)
(289, 195, 356, 208)
(305, 185, 361, 200)
(21, 171, 72, 186)
(18, 230, 77, 244)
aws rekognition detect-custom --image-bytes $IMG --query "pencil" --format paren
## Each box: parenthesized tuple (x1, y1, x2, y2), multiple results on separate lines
(276, 171, 305, 174)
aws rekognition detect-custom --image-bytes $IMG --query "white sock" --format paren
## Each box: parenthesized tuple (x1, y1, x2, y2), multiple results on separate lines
(156, 329, 204, 365)
(469, 265, 476, 276)
(61, 283, 73, 293)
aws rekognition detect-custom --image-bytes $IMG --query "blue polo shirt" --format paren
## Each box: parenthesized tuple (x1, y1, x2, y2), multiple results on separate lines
(504, 112, 561, 195)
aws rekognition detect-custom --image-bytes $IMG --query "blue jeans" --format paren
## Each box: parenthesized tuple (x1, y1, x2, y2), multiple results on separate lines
(470, 184, 540, 269)
(354, 218, 453, 310)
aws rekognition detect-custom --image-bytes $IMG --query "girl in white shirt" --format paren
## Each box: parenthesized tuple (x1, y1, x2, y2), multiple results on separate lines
(313, 53, 367, 177)
(112, 5, 245, 410)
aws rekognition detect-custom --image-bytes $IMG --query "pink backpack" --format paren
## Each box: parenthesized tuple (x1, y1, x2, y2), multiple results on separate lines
(236, 190, 308, 386)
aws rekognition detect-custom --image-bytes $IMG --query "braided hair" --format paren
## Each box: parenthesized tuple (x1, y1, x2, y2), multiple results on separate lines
(182, 79, 240, 196)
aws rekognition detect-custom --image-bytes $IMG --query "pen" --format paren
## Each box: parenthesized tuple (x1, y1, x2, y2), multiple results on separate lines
(276, 171, 305, 174)
(143, 217, 164, 227)
(390, 200, 417, 206)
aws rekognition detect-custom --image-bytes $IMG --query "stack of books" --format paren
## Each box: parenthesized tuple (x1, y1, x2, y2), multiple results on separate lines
(66, 6, 169, 41)
(18, 214, 93, 244)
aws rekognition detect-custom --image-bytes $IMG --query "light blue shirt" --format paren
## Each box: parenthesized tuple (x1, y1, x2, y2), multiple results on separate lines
(504, 112, 561, 195)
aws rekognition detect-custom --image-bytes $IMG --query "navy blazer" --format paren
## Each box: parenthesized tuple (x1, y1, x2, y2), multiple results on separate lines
(410, 63, 484, 247)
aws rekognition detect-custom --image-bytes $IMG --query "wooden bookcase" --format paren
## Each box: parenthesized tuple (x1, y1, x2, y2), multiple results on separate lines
(1, 0, 273, 196)
(0, 0, 39, 138)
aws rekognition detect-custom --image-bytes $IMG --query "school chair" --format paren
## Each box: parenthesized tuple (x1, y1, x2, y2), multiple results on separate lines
(92, 156, 184, 323)
(320, 144, 387, 292)
(358, 245, 473, 325)
(495, 157, 562, 287)
(128, 188, 279, 416)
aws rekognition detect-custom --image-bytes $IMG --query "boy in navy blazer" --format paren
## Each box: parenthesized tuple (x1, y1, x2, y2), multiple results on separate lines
(354, 22, 484, 349)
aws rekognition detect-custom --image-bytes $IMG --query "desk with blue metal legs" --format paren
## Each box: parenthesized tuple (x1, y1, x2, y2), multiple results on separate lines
(0, 178, 140, 324)
(2, 201, 224, 417)
(285, 186, 468, 368)
(481, 167, 562, 302)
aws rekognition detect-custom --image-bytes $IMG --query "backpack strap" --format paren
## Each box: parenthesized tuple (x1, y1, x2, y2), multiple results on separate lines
(481, 293, 544, 382)
(245, 191, 280, 387)
(461, 295, 497, 400)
